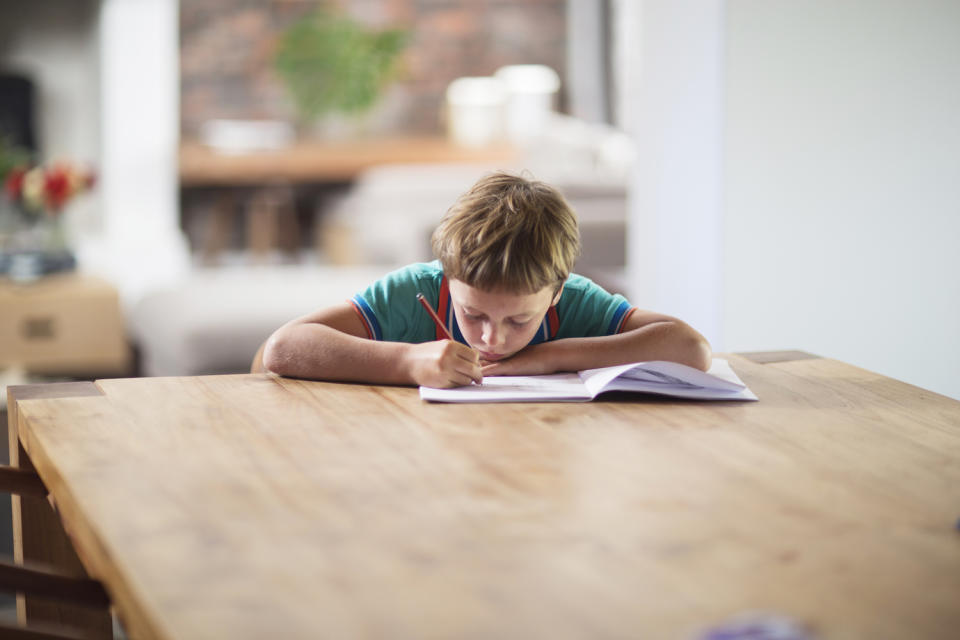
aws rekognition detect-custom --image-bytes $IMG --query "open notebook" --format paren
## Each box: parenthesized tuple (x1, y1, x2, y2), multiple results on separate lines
(420, 358, 758, 403)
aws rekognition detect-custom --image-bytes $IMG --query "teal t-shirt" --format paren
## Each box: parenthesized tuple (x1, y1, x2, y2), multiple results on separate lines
(350, 261, 635, 346)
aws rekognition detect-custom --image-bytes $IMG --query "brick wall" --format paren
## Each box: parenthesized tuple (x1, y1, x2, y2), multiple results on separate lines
(180, 0, 567, 137)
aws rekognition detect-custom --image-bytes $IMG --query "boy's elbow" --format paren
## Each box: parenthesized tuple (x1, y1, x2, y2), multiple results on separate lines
(665, 323, 712, 371)
(261, 333, 291, 375)
(688, 335, 713, 372)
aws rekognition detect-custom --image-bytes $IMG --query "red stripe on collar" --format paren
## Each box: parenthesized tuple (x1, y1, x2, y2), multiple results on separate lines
(437, 276, 451, 341)
(547, 305, 559, 339)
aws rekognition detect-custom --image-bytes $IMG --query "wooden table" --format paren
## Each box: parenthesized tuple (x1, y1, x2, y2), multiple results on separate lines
(7, 353, 960, 639)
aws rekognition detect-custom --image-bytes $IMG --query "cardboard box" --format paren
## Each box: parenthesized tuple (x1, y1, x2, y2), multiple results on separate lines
(0, 274, 131, 375)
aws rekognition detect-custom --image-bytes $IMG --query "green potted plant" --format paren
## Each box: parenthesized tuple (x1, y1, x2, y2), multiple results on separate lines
(273, 9, 408, 135)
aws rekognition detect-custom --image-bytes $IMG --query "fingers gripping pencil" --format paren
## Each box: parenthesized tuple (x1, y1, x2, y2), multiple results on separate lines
(417, 292, 482, 385)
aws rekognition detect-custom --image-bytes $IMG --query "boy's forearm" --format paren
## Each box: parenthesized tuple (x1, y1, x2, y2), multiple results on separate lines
(263, 323, 415, 384)
(535, 322, 712, 372)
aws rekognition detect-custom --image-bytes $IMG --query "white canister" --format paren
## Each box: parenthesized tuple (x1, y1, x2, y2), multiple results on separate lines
(494, 65, 561, 145)
(445, 76, 506, 148)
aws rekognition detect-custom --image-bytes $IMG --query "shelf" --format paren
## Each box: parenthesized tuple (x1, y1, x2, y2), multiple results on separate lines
(179, 137, 518, 186)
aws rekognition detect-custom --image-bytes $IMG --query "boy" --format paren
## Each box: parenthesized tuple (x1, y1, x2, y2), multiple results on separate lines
(262, 172, 711, 388)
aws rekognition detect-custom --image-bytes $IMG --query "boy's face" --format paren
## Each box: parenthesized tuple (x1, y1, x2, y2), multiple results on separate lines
(448, 279, 562, 362)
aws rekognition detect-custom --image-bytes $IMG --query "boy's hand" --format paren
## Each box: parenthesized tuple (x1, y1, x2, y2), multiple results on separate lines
(408, 340, 483, 388)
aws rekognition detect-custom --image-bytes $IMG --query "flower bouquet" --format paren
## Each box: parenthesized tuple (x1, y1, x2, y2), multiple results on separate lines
(1, 137, 95, 281)
(5, 162, 96, 216)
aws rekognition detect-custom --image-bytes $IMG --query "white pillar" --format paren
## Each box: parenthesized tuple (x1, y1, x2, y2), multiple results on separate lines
(620, 0, 725, 348)
(82, 0, 188, 307)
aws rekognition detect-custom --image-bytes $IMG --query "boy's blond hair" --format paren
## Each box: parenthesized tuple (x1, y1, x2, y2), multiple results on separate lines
(431, 172, 581, 294)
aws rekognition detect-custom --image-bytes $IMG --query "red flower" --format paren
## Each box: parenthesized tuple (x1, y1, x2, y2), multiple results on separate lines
(43, 165, 73, 212)
(4, 166, 27, 200)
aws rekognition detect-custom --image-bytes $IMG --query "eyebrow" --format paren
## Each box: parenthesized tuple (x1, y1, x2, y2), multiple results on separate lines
(463, 306, 534, 321)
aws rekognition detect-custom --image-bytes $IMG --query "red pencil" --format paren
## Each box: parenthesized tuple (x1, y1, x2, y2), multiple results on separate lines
(416, 292, 453, 341)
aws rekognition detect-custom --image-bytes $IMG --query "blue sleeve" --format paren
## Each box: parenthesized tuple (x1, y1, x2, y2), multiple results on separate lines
(554, 274, 635, 339)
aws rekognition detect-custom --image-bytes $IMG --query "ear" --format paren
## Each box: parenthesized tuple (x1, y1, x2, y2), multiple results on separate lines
(551, 283, 564, 306)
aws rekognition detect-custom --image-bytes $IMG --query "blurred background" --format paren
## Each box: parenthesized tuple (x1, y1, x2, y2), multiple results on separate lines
(1, 1, 958, 401)
(0, 0, 958, 616)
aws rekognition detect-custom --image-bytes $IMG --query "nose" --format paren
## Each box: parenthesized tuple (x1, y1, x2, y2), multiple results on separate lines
(482, 322, 505, 348)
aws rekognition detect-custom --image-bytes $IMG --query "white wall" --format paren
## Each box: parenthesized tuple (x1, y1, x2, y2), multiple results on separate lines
(620, 0, 726, 349)
(724, 0, 960, 399)
(624, 0, 960, 399)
